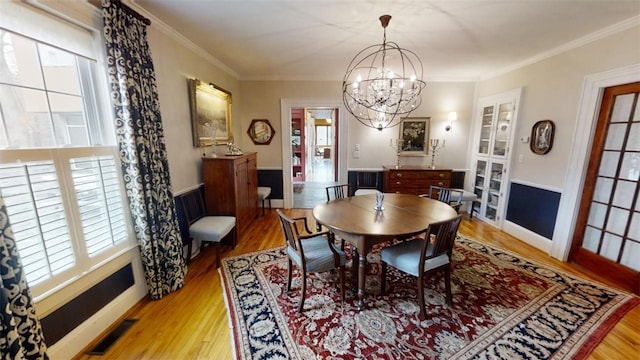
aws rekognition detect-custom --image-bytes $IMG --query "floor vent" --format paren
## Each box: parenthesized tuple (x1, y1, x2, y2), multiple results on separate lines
(87, 318, 138, 355)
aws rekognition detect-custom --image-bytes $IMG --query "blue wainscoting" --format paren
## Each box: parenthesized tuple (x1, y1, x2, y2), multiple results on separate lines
(258, 169, 284, 199)
(40, 264, 135, 345)
(506, 182, 560, 240)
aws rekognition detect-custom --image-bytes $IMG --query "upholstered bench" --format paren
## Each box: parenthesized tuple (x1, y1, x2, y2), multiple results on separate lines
(175, 186, 236, 268)
(257, 186, 272, 216)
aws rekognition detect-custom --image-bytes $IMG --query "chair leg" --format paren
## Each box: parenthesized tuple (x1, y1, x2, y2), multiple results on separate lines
(261, 199, 265, 216)
(186, 238, 193, 264)
(286, 258, 293, 292)
(444, 268, 453, 307)
(339, 266, 345, 303)
(298, 270, 307, 313)
(417, 274, 426, 319)
(215, 242, 221, 269)
(380, 261, 387, 294)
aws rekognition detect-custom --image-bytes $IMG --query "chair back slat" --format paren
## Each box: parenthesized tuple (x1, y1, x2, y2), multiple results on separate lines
(421, 215, 463, 262)
(181, 187, 207, 226)
(326, 184, 351, 201)
(276, 209, 300, 252)
(427, 185, 464, 211)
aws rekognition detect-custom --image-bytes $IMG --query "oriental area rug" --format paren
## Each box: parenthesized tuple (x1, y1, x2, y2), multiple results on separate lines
(220, 237, 639, 359)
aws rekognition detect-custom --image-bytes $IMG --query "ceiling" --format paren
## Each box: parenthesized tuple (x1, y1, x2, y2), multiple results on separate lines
(130, 0, 640, 81)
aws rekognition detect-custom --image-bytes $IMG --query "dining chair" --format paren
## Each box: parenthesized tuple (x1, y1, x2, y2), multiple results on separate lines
(276, 209, 346, 313)
(380, 215, 463, 318)
(324, 184, 352, 250)
(423, 185, 464, 212)
(354, 171, 380, 196)
(325, 184, 352, 201)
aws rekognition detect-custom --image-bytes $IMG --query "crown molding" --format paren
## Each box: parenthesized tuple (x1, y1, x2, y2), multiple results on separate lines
(126, 0, 239, 80)
(481, 15, 640, 81)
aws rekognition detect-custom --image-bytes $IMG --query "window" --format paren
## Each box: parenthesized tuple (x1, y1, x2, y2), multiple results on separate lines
(0, 3, 132, 298)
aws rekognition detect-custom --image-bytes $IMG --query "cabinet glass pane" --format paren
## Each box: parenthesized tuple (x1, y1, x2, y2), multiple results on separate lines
(587, 202, 607, 228)
(492, 103, 512, 156)
(478, 106, 493, 154)
(606, 207, 629, 236)
(474, 160, 487, 204)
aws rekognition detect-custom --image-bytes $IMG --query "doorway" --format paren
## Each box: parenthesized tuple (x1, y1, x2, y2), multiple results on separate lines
(291, 107, 339, 208)
(569, 81, 640, 294)
(280, 99, 348, 209)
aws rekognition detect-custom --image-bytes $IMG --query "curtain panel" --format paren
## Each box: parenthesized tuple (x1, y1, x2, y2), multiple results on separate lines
(102, 0, 186, 300)
(0, 194, 49, 359)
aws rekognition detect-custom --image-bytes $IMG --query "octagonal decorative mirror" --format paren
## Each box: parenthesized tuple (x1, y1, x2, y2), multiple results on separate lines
(247, 119, 275, 145)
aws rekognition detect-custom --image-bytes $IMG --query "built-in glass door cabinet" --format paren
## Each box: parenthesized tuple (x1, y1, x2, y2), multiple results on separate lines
(471, 88, 521, 226)
(291, 108, 305, 182)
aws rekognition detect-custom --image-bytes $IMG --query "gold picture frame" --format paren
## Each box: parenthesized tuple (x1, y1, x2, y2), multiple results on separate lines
(188, 78, 232, 147)
(399, 117, 430, 156)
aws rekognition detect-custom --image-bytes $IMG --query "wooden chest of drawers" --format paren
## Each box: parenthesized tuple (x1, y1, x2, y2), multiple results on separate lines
(382, 166, 452, 195)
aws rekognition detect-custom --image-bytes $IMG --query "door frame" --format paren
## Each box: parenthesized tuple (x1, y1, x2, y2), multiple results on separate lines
(551, 64, 640, 261)
(281, 98, 348, 209)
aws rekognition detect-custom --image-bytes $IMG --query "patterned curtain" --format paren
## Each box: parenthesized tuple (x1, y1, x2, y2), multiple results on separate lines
(0, 194, 48, 359)
(102, 0, 186, 300)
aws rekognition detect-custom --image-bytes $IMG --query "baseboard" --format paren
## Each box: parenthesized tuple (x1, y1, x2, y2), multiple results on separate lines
(503, 220, 552, 254)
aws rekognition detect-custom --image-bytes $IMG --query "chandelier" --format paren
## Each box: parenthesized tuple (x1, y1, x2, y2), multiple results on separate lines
(342, 15, 426, 131)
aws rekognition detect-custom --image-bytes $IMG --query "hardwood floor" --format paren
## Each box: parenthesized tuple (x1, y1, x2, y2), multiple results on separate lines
(74, 209, 640, 360)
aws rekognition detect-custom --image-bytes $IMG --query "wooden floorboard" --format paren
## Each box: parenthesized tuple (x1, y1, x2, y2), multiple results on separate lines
(74, 209, 640, 360)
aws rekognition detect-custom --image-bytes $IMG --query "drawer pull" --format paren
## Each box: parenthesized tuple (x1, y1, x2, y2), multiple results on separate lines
(397, 173, 403, 177)
(438, 181, 444, 186)
(439, 173, 444, 177)
(396, 181, 401, 185)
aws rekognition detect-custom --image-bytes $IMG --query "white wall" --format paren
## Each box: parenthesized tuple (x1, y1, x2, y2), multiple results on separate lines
(475, 22, 640, 257)
(239, 80, 476, 171)
(477, 24, 640, 190)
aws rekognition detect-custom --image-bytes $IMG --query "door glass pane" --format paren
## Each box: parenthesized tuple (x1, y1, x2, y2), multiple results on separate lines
(587, 202, 607, 228)
(628, 123, 640, 151)
(629, 212, 640, 241)
(612, 179, 635, 209)
(621, 240, 640, 271)
(606, 207, 629, 236)
(492, 103, 512, 156)
(593, 177, 613, 203)
(601, 233, 622, 261)
(583, 226, 601, 252)
(604, 123, 627, 150)
(620, 153, 640, 181)
(598, 151, 620, 177)
(610, 93, 634, 123)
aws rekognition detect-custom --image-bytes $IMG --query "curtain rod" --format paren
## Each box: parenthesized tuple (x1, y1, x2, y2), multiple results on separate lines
(113, 0, 151, 26)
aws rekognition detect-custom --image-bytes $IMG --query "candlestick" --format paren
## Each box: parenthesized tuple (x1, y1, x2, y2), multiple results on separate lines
(428, 138, 445, 169)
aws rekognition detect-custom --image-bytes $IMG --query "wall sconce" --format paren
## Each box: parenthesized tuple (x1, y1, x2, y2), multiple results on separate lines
(445, 111, 457, 131)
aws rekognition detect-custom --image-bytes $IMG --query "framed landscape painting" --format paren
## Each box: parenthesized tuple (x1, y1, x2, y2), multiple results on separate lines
(188, 78, 232, 147)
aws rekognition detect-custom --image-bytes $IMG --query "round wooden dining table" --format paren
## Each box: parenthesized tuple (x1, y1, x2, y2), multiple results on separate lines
(312, 193, 458, 310)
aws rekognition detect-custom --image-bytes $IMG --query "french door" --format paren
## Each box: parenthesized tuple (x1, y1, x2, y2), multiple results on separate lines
(570, 82, 640, 294)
